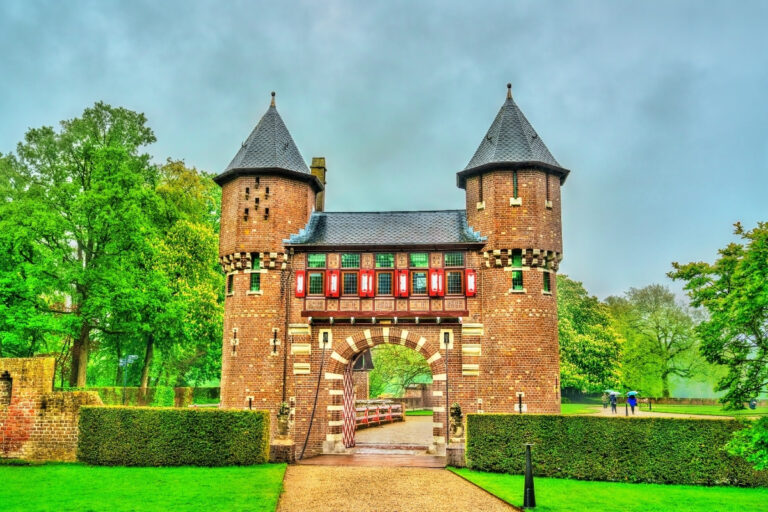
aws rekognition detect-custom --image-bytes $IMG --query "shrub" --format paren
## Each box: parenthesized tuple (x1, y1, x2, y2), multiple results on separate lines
(151, 386, 175, 407)
(465, 414, 768, 487)
(78, 406, 270, 466)
(193, 387, 221, 404)
(174, 387, 195, 408)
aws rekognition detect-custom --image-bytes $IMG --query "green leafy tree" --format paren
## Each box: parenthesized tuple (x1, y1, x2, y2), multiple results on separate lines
(368, 345, 431, 398)
(557, 275, 622, 392)
(606, 285, 699, 397)
(0, 102, 158, 386)
(670, 222, 768, 406)
(670, 222, 768, 470)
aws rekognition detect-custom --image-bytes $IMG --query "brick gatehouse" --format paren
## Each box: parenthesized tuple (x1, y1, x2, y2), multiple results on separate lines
(215, 85, 569, 458)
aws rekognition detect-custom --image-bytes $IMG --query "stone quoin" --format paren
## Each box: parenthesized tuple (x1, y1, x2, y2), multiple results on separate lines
(215, 85, 570, 458)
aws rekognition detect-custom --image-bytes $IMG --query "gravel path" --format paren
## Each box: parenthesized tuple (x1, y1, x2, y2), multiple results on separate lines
(277, 466, 515, 512)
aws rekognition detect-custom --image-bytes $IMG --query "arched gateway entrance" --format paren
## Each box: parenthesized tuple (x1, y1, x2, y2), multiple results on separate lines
(321, 327, 447, 455)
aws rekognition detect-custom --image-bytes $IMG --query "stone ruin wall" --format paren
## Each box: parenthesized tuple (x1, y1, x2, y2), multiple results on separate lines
(0, 357, 102, 461)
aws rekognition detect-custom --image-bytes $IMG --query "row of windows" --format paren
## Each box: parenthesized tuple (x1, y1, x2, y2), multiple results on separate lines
(229, 268, 551, 295)
(307, 252, 465, 269)
(305, 269, 467, 296)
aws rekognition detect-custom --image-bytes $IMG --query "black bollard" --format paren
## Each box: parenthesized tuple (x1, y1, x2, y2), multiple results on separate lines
(519, 394, 523, 414)
(649, 399, 652, 412)
(524, 443, 536, 508)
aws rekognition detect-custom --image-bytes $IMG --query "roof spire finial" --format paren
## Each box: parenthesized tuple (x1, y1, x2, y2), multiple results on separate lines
(270, 91, 276, 107)
(506, 83, 512, 99)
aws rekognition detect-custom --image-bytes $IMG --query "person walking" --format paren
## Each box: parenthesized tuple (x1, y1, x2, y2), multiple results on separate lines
(602, 393, 608, 409)
(628, 394, 637, 415)
(609, 393, 617, 414)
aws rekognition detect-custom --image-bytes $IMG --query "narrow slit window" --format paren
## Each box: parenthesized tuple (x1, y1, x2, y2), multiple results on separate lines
(545, 172, 550, 202)
(511, 249, 523, 268)
(513, 170, 519, 199)
(245, 187, 250, 199)
(479, 174, 483, 202)
(250, 271, 260, 292)
(543, 272, 551, 293)
(227, 274, 234, 294)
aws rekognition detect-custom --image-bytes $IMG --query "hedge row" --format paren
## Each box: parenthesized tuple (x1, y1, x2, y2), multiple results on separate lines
(78, 406, 269, 466)
(59, 386, 221, 407)
(466, 414, 768, 487)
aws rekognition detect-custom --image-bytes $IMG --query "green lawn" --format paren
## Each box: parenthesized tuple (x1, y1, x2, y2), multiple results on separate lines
(0, 463, 286, 512)
(406, 409, 433, 416)
(450, 468, 768, 512)
(644, 404, 768, 417)
(560, 403, 601, 415)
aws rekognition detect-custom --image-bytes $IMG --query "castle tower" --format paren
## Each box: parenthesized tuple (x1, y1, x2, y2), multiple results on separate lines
(458, 84, 569, 413)
(214, 93, 324, 415)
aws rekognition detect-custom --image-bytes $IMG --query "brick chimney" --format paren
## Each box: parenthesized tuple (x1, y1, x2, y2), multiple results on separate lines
(310, 157, 327, 211)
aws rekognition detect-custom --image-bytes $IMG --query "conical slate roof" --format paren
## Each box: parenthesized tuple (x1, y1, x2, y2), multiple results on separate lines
(458, 85, 569, 187)
(225, 94, 310, 174)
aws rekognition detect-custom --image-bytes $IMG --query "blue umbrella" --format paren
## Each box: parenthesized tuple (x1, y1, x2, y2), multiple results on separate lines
(627, 391, 639, 396)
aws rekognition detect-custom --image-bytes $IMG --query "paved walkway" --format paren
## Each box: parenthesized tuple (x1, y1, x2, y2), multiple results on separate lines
(277, 466, 515, 512)
(595, 406, 726, 420)
(355, 416, 434, 446)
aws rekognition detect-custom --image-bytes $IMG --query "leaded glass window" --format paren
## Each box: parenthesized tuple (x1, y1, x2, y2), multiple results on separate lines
(444, 251, 464, 267)
(341, 254, 360, 268)
(410, 253, 429, 268)
(307, 254, 326, 268)
(376, 253, 394, 268)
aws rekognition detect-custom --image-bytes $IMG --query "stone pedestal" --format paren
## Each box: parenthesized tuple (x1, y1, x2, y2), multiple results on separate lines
(447, 441, 466, 467)
(270, 438, 296, 463)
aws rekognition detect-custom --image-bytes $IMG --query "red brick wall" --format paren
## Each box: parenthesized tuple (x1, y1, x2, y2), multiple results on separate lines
(218, 165, 564, 458)
(0, 358, 102, 461)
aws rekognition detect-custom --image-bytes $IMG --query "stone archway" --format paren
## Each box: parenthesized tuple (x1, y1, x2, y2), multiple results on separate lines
(322, 327, 447, 455)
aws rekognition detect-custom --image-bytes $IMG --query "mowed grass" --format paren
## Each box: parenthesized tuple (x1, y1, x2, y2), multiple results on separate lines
(449, 468, 768, 512)
(645, 404, 768, 417)
(406, 409, 433, 416)
(0, 463, 286, 512)
(560, 403, 601, 415)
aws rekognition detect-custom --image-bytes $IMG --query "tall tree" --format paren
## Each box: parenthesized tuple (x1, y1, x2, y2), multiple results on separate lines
(557, 275, 623, 392)
(607, 284, 699, 397)
(0, 102, 158, 386)
(671, 222, 768, 471)
(670, 222, 768, 407)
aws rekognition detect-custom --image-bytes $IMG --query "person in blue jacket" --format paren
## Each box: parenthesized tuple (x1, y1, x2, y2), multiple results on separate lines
(627, 394, 638, 414)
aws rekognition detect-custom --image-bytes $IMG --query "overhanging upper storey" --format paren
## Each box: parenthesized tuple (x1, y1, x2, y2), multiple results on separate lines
(457, 84, 570, 189)
(284, 210, 486, 250)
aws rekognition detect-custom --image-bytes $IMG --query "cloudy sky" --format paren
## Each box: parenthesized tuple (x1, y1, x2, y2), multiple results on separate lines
(1, 1, 766, 299)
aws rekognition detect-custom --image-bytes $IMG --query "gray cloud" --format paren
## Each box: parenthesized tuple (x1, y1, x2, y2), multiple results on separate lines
(1, 0, 766, 298)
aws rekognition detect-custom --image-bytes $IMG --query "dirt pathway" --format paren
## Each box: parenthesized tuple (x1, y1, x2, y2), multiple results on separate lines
(594, 406, 726, 420)
(277, 465, 515, 512)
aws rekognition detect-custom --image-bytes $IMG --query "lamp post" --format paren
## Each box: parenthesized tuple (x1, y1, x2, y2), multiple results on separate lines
(119, 354, 139, 405)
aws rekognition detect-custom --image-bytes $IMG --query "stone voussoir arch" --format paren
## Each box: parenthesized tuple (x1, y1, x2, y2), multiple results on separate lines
(323, 327, 447, 453)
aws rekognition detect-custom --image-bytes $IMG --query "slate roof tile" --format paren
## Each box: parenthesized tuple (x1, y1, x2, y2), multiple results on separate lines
(285, 210, 485, 247)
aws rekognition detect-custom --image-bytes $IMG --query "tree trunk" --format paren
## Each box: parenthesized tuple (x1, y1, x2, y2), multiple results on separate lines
(139, 335, 154, 391)
(115, 342, 123, 386)
(69, 322, 90, 388)
(661, 372, 671, 398)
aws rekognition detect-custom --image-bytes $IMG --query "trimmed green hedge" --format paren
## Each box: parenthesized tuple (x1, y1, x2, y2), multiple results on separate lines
(78, 406, 270, 466)
(466, 414, 768, 487)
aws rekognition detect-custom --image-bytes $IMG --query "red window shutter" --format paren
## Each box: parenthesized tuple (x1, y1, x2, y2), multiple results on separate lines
(359, 270, 374, 298)
(465, 269, 477, 297)
(438, 268, 445, 297)
(429, 268, 442, 297)
(326, 270, 340, 298)
(367, 270, 376, 297)
(397, 269, 409, 297)
(295, 270, 306, 298)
